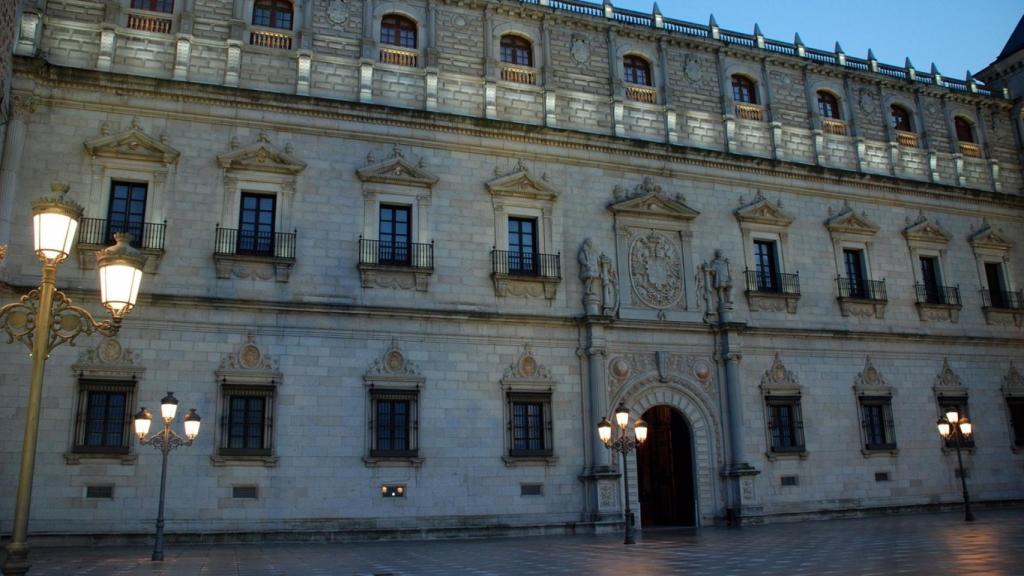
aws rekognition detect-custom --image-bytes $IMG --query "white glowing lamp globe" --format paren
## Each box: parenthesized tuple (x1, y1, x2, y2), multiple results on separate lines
(634, 419, 649, 444)
(183, 409, 202, 441)
(160, 392, 179, 421)
(615, 404, 630, 430)
(936, 419, 951, 438)
(945, 409, 960, 426)
(134, 408, 153, 439)
(958, 418, 972, 437)
(597, 417, 613, 445)
(31, 185, 83, 263)
(96, 233, 146, 319)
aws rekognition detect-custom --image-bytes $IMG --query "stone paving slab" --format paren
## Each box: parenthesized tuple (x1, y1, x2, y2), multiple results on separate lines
(5, 509, 1023, 575)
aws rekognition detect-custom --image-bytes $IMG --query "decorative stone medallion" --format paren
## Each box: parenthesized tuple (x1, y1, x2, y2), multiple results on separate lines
(609, 356, 631, 382)
(571, 34, 590, 66)
(326, 0, 347, 25)
(98, 337, 123, 364)
(683, 54, 703, 83)
(239, 342, 263, 369)
(629, 230, 683, 309)
(858, 88, 876, 114)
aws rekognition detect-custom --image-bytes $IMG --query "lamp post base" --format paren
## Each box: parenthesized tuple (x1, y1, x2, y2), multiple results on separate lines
(152, 551, 164, 562)
(1, 542, 31, 576)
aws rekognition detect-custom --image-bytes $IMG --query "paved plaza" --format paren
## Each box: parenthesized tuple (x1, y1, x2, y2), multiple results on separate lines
(4, 508, 1022, 575)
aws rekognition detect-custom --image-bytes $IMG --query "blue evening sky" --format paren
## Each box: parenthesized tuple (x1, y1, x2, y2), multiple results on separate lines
(612, 0, 1022, 78)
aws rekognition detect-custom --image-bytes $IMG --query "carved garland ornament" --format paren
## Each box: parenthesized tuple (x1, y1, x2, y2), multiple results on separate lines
(629, 230, 683, 309)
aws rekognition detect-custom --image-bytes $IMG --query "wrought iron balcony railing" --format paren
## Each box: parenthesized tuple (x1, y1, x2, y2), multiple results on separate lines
(981, 289, 1024, 310)
(79, 218, 166, 251)
(214, 227, 296, 260)
(745, 270, 800, 295)
(491, 249, 560, 279)
(914, 284, 961, 306)
(359, 238, 433, 270)
(837, 276, 887, 301)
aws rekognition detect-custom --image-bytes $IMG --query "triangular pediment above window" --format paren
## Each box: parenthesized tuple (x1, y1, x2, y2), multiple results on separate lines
(486, 167, 559, 202)
(84, 127, 180, 165)
(734, 192, 794, 227)
(825, 203, 878, 237)
(902, 213, 951, 245)
(607, 191, 700, 221)
(759, 353, 801, 395)
(932, 357, 965, 397)
(217, 135, 306, 175)
(357, 156, 439, 188)
(1003, 362, 1024, 397)
(968, 222, 1012, 253)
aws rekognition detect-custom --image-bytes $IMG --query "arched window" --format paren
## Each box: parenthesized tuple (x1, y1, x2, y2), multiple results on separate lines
(954, 117, 975, 143)
(817, 91, 841, 119)
(890, 104, 913, 132)
(500, 35, 533, 67)
(380, 14, 417, 49)
(131, 0, 174, 13)
(731, 75, 757, 104)
(623, 55, 652, 86)
(252, 0, 292, 30)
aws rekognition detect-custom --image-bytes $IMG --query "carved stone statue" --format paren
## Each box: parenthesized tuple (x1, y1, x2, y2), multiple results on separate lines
(579, 239, 601, 313)
(700, 249, 734, 322)
(599, 253, 619, 316)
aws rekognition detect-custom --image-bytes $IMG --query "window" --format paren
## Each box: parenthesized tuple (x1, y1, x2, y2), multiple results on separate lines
(954, 117, 975, 143)
(1008, 399, 1024, 448)
(73, 381, 134, 454)
(378, 205, 411, 265)
(106, 181, 148, 246)
(131, 0, 173, 13)
(252, 0, 292, 30)
(985, 262, 1009, 308)
(938, 397, 974, 448)
(237, 192, 276, 256)
(508, 393, 552, 457)
(508, 217, 537, 275)
(380, 14, 417, 49)
(843, 248, 867, 298)
(890, 104, 912, 132)
(817, 91, 841, 119)
(500, 35, 533, 67)
(766, 397, 804, 453)
(919, 256, 942, 304)
(731, 75, 757, 104)
(220, 386, 274, 456)
(752, 240, 780, 292)
(859, 397, 896, 451)
(369, 389, 418, 457)
(623, 55, 652, 86)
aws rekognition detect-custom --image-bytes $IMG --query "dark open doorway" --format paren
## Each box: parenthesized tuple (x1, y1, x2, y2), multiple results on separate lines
(636, 405, 696, 527)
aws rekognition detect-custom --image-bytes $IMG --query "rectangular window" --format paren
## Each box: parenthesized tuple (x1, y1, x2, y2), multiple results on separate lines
(508, 392, 552, 457)
(753, 240, 779, 292)
(508, 217, 537, 275)
(220, 386, 274, 456)
(107, 181, 148, 246)
(985, 262, 1008, 307)
(920, 256, 941, 303)
(939, 397, 974, 449)
(767, 396, 804, 453)
(73, 381, 134, 454)
(860, 397, 897, 451)
(1008, 399, 1024, 448)
(237, 192, 276, 256)
(378, 205, 411, 265)
(843, 249, 867, 298)
(369, 389, 418, 458)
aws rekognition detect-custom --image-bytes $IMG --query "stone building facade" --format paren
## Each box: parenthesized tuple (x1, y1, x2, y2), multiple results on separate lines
(0, 0, 1023, 540)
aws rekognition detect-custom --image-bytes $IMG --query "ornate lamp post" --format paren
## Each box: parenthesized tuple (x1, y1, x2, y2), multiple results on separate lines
(597, 404, 648, 545)
(936, 409, 975, 522)
(133, 392, 201, 561)
(0, 185, 146, 576)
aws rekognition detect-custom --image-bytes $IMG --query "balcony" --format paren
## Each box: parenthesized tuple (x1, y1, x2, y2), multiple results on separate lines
(914, 284, 962, 323)
(250, 30, 292, 50)
(895, 130, 919, 147)
(357, 238, 434, 292)
(836, 276, 887, 319)
(500, 65, 537, 85)
(126, 11, 173, 34)
(981, 289, 1024, 327)
(380, 47, 417, 67)
(734, 103, 764, 121)
(491, 249, 561, 299)
(822, 118, 848, 136)
(213, 226, 296, 282)
(625, 85, 657, 104)
(958, 142, 982, 158)
(744, 270, 801, 313)
(75, 217, 166, 273)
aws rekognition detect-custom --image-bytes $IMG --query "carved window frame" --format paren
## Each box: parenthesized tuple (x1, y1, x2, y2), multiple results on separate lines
(902, 213, 959, 322)
(734, 193, 798, 313)
(374, 4, 424, 68)
(1001, 363, 1024, 453)
(211, 336, 281, 467)
(363, 341, 425, 468)
(825, 203, 885, 319)
(492, 22, 541, 86)
(500, 345, 557, 467)
(759, 354, 807, 460)
(852, 357, 897, 456)
(968, 222, 1020, 326)
(932, 359, 974, 452)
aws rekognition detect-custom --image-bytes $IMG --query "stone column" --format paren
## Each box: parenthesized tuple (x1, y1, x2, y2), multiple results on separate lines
(580, 320, 620, 524)
(0, 95, 35, 255)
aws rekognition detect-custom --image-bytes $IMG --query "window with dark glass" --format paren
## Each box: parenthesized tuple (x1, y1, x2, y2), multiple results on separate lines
(379, 205, 411, 265)
(767, 396, 804, 452)
(623, 55, 652, 86)
(860, 398, 896, 451)
(238, 192, 276, 256)
(890, 105, 912, 131)
(73, 381, 134, 454)
(252, 0, 293, 30)
(919, 256, 941, 304)
(131, 0, 174, 13)
(1008, 399, 1024, 448)
(508, 217, 537, 275)
(369, 390, 418, 457)
(843, 249, 867, 298)
(938, 397, 974, 448)
(954, 117, 975, 143)
(753, 240, 779, 292)
(985, 262, 1008, 308)
(508, 392, 552, 457)
(227, 396, 266, 451)
(380, 14, 417, 49)
(731, 75, 757, 104)
(107, 181, 147, 245)
(500, 35, 533, 67)
(817, 91, 840, 119)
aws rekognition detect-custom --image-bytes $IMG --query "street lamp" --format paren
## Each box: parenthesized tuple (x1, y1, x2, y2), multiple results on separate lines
(134, 392, 201, 561)
(597, 404, 648, 545)
(0, 184, 146, 576)
(936, 409, 975, 522)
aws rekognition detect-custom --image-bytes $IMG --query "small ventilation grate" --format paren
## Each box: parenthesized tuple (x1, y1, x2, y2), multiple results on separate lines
(232, 485, 259, 499)
(86, 485, 114, 499)
(780, 475, 798, 487)
(874, 472, 890, 482)
(520, 483, 543, 496)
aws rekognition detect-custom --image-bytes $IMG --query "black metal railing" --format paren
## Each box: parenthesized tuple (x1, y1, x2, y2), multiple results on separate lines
(745, 270, 800, 295)
(491, 249, 561, 279)
(359, 238, 433, 270)
(214, 226, 296, 260)
(78, 218, 166, 251)
(837, 276, 887, 301)
(914, 284, 961, 306)
(982, 289, 1024, 310)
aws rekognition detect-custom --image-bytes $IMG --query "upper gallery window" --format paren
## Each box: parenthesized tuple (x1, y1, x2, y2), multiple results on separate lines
(817, 91, 841, 119)
(500, 34, 533, 67)
(380, 14, 418, 49)
(252, 0, 293, 30)
(731, 75, 758, 104)
(623, 55, 652, 86)
(890, 104, 913, 132)
(954, 117, 975, 143)
(131, 0, 174, 13)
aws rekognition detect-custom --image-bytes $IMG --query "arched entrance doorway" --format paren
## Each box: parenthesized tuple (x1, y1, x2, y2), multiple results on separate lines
(636, 405, 695, 527)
